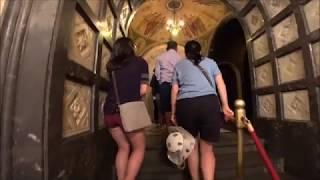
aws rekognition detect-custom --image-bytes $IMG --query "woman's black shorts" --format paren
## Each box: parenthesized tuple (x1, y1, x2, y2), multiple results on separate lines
(176, 94, 223, 143)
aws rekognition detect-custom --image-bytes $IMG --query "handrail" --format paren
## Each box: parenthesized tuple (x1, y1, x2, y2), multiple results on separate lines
(217, 61, 245, 179)
(242, 117, 281, 180)
(218, 61, 279, 179)
(234, 99, 246, 180)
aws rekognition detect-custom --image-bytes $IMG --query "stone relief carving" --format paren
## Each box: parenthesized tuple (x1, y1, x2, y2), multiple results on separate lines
(226, 0, 249, 11)
(253, 33, 270, 60)
(245, 7, 264, 34)
(68, 12, 96, 71)
(102, 5, 115, 43)
(85, 0, 101, 16)
(273, 15, 298, 49)
(63, 81, 91, 137)
(283, 90, 310, 121)
(99, 92, 107, 128)
(277, 50, 306, 84)
(100, 46, 111, 79)
(115, 25, 123, 41)
(112, 0, 121, 9)
(255, 63, 274, 88)
(120, 1, 130, 29)
(261, 0, 289, 18)
(303, 0, 320, 33)
(312, 41, 320, 76)
(258, 94, 276, 118)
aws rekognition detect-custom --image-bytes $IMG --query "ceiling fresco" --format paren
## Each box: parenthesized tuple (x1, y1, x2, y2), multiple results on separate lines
(129, 0, 229, 43)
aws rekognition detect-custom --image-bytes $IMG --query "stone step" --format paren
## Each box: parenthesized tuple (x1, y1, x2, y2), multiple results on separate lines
(111, 127, 295, 180)
(137, 171, 297, 180)
(140, 147, 264, 172)
(139, 151, 267, 179)
(214, 132, 257, 147)
(216, 149, 264, 170)
(138, 127, 278, 180)
(145, 129, 259, 150)
(138, 167, 269, 180)
(137, 172, 186, 180)
(216, 166, 268, 180)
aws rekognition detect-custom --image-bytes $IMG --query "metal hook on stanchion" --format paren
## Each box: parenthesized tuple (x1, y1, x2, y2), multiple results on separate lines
(241, 116, 254, 133)
(241, 116, 281, 180)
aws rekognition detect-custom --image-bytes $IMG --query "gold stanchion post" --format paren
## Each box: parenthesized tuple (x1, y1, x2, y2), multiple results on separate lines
(234, 99, 246, 180)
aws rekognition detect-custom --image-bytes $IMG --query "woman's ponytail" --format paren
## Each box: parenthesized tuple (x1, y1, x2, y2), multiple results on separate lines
(185, 40, 202, 65)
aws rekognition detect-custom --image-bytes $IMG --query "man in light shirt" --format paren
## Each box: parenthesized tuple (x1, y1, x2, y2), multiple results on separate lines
(155, 41, 181, 126)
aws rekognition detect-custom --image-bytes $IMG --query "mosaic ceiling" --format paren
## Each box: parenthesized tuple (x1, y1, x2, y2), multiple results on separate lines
(129, 0, 229, 42)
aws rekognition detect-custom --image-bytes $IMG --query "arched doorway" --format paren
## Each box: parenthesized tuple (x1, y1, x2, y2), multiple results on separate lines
(209, 18, 253, 121)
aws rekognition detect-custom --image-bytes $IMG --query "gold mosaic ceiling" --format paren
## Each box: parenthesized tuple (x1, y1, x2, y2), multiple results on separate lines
(129, 0, 229, 42)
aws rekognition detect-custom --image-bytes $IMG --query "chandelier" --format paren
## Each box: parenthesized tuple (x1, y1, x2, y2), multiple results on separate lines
(166, 0, 184, 36)
(97, 21, 113, 40)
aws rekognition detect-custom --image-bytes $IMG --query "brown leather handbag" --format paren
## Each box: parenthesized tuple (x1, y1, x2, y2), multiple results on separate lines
(112, 71, 152, 132)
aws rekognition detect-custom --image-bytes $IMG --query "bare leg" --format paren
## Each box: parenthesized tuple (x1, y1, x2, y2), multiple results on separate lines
(200, 139, 215, 180)
(124, 130, 146, 180)
(187, 141, 200, 180)
(109, 128, 130, 180)
(164, 112, 172, 126)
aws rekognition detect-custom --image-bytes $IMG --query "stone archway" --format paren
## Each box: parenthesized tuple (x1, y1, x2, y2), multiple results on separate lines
(209, 16, 253, 121)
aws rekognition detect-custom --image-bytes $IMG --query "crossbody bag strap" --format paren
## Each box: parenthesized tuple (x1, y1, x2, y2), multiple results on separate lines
(195, 63, 223, 111)
(194, 64, 214, 88)
(111, 71, 120, 106)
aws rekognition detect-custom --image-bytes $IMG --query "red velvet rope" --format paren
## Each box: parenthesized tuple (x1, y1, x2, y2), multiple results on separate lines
(248, 131, 281, 180)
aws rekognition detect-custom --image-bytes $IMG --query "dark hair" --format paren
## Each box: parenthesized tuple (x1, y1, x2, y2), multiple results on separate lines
(185, 40, 202, 65)
(166, 40, 177, 51)
(107, 37, 135, 71)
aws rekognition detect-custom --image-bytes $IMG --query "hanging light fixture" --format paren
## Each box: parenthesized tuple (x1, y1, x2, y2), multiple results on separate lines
(97, 21, 113, 40)
(166, 0, 184, 36)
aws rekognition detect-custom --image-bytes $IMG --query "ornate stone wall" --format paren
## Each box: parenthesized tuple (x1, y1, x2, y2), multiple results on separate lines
(222, 0, 320, 178)
(57, 0, 133, 179)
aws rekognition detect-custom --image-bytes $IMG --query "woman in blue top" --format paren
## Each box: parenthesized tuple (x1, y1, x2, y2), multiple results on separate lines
(171, 40, 234, 180)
